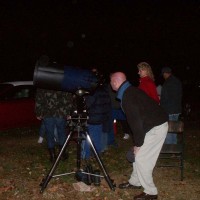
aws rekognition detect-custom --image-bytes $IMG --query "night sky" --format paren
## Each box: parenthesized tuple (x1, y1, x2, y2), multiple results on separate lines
(1, 0, 200, 85)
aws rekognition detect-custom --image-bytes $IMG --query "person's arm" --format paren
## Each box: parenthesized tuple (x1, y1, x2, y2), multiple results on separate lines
(122, 96, 146, 147)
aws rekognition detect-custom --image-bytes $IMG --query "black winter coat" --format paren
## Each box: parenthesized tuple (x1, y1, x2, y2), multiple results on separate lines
(85, 85, 111, 129)
(120, 85, 168, 147)
(160, 75, 182, 114)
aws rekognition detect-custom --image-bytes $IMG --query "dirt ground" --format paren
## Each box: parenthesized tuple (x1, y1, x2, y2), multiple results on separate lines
(0, 121, 200, 200)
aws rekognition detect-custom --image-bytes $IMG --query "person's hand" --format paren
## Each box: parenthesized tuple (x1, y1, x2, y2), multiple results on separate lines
(134, 146, 141, 155)
(36, 116, 42, 120)
(66, 115, 71, 120)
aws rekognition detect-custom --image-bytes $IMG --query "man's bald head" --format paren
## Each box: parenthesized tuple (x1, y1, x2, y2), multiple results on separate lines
(110, 72, 127, 91)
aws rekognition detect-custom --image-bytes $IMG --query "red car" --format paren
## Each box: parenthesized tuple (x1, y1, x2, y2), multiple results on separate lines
(0, 81, 39, 130)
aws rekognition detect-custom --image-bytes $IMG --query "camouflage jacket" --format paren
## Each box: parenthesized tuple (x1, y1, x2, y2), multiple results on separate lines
(35, 88, 75, 118)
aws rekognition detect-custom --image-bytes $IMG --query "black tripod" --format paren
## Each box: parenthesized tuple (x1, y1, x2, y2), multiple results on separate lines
(40, 113, 115, 193)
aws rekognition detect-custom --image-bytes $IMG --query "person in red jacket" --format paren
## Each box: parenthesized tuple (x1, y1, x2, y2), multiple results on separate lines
(137, 62, 160, 104)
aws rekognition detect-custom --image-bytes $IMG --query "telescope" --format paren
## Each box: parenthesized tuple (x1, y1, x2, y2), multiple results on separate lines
(34, 57, 116, 192)
(33, 60, 99, 94)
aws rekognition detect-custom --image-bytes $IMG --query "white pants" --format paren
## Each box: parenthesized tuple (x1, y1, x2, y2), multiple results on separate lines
(129, 122, 168, 195)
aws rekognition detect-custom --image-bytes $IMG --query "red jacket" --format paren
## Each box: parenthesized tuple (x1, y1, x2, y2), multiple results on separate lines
(138, 76, 160, 104)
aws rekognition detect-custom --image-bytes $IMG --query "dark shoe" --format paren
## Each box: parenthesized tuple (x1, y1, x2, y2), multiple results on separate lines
(119, 182, 142, 189)
(61, 151, 69, 161)
(134, 192, 158, 200)
(59, 145, 68, 161)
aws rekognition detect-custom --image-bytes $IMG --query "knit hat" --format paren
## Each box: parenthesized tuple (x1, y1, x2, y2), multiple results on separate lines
(161, 67, 172, 74)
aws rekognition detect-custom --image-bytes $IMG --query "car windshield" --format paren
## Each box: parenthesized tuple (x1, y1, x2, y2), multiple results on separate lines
(0, 84, 35, 100)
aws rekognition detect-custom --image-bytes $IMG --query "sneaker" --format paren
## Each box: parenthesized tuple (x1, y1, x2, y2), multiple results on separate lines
(123, 133, 130, 140)
(38, 136, 44, 144)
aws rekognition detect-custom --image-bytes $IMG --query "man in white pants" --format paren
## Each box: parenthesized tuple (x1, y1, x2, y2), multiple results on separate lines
(110, 72, 168, 200)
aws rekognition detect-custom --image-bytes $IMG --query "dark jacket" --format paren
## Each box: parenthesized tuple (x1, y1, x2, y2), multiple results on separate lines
(117, 81, 168, 147)
(85, 85, 111, 130)
(160, 75, 182, 114)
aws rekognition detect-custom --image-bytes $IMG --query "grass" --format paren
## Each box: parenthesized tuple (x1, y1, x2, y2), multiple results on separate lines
(0, 121, 200, 200)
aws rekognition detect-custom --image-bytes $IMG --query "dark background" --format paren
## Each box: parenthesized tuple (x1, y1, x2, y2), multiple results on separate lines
(1, 0, 200, 86)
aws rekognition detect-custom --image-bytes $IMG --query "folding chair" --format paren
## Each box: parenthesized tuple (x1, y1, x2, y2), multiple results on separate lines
(158, 120, 185, 181)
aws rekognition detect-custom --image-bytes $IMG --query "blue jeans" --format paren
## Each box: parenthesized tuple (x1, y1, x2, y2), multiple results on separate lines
(107, 110, 115, 146)
(43, 117, 67, 148)
(39, 120, 46, 138)
(39, 120, 59, 142)
(101, 131, 108, 152)
(82, 124, 102, 159)
(164, 114, 180, 144)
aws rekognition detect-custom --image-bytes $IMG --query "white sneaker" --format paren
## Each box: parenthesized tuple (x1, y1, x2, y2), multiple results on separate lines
(123, 133, 130, 140)
(38, 136, 44, 144)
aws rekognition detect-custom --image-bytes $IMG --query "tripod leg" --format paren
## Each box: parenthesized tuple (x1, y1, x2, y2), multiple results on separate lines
(40, 131, 73, 193)
(76, 135, 82, 169)
(85, 132, 115, 191)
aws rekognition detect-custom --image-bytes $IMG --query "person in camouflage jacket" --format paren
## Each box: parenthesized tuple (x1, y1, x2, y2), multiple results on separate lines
(35, 88, 75, 162)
